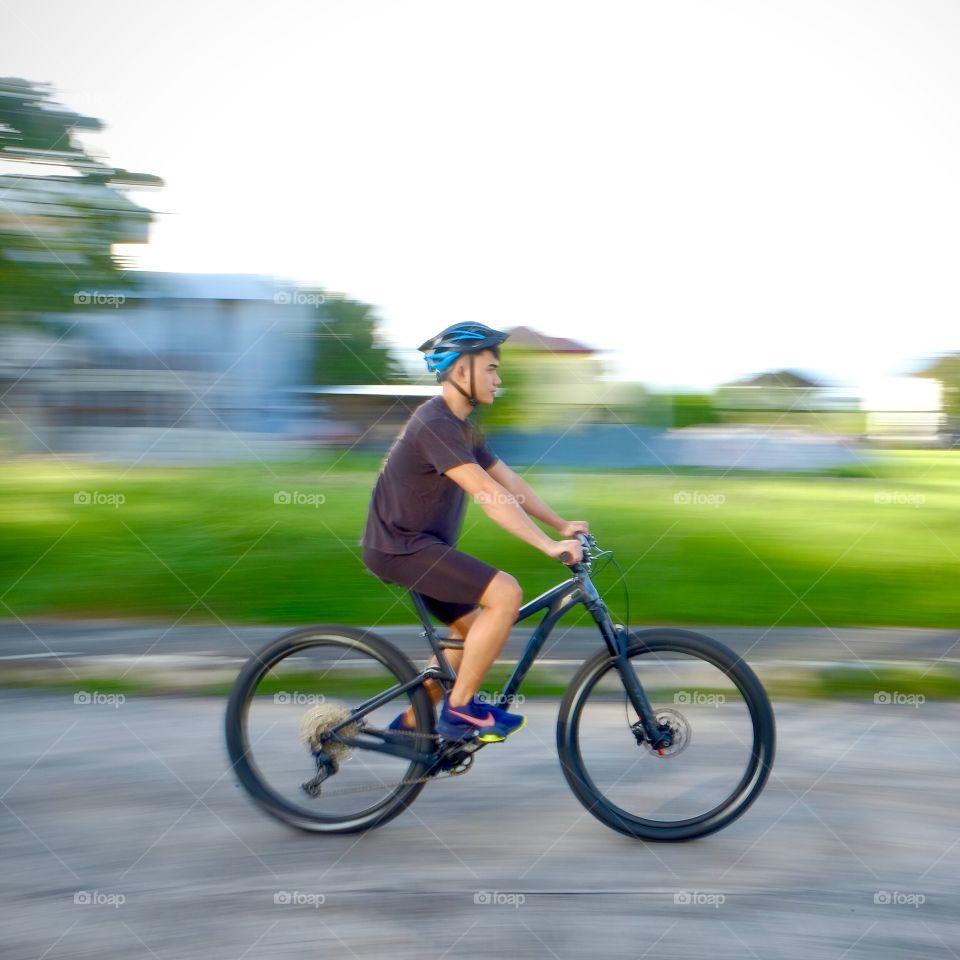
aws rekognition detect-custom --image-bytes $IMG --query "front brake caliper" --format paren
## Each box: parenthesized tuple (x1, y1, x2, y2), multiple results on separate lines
(630, 719, 672, 749)
(633, 708, 690, 757)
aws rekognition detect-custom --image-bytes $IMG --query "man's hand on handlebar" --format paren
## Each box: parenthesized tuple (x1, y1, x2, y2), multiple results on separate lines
(546, 539, 583, 565)
(558, 520, 589, 538)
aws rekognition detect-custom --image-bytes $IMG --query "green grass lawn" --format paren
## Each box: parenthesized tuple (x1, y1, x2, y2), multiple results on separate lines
(0, 450, 958, 627)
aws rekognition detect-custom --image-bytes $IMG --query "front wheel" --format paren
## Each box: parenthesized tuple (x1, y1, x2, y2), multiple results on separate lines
(556, 628, 775, 842)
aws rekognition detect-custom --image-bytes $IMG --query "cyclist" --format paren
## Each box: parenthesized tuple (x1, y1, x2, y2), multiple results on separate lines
(361, 322, 587, 743)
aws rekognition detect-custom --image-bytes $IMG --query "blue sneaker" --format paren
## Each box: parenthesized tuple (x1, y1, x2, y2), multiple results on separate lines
(472, 695, 522, 725)
(437, 696, 527, 743)
(387, 712, 414, 732)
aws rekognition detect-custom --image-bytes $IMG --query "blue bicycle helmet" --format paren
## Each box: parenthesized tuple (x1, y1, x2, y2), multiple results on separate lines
(418, 322, 509, 406)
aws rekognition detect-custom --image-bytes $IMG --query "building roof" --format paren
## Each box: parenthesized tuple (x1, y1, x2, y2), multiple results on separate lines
(724, 369, 825, 389)
(505, 325, 594, 354)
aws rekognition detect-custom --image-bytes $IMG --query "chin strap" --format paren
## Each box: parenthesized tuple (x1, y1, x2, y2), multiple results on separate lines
(445, 354, 479, 407)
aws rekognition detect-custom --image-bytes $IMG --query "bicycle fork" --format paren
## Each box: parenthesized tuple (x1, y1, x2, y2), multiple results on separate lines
(581, 582, 674, 752)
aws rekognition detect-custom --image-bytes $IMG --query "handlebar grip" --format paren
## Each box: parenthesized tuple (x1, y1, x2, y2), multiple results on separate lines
(559, 551, 572, 564)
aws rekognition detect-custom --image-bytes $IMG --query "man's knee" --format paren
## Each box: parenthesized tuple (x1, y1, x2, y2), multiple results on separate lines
(480, 571, 522, 613)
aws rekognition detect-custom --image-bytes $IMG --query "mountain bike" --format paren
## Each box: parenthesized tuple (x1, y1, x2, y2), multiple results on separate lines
(225, 533, 775, 841)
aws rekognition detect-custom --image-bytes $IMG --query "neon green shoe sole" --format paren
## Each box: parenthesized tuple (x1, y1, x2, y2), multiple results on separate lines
(477, 714, 528, 743)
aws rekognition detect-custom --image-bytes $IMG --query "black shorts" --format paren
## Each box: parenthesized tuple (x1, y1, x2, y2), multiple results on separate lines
(362, 542, 499, 626)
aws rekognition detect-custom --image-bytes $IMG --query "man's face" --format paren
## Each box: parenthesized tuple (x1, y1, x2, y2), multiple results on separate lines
(452, 349, 501, 404)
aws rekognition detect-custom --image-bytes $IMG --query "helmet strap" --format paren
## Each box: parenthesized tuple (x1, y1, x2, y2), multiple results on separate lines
(447, 353, 478, 407)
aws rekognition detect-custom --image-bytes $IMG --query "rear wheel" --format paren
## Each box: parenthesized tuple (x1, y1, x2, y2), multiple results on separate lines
(225, 626, 436, 833)
(557, 628, 775, 841)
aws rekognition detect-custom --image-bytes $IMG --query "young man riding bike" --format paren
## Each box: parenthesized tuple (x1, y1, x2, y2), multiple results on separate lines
(361, 322, 588, 743)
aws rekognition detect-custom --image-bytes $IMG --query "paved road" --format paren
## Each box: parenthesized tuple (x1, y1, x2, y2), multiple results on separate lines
(1, 619, 957, 664)
(1, 696, 958, 959)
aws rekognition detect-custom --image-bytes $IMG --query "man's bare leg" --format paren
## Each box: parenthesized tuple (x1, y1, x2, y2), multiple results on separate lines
(449, 572, 521, 708)
(396, 571, 521, 724)
(396, 609, 477, 728)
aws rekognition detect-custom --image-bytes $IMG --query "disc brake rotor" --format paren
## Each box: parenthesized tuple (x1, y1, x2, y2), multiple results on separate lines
(641, 707, 691, 758)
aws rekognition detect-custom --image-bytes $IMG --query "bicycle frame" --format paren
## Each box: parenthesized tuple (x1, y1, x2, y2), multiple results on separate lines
(412, 574, 599, 702)
(330, 538, 666, 760)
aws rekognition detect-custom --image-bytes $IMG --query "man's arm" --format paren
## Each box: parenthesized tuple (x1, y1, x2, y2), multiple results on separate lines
(486, 460, 589, 538)
(445, 462, 582, 562)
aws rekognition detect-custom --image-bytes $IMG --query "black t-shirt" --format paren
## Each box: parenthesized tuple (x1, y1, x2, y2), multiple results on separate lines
(361, 395, 498, 554)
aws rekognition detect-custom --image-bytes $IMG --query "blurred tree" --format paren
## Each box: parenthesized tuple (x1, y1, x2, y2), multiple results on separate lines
(0, 77, 162, 325)
(671, 393, 720, 428)
(913, 353, 960, 419)
(309, 293, 406, 384)
(913, 353, 960, 443)
(478, 345, 537, 430)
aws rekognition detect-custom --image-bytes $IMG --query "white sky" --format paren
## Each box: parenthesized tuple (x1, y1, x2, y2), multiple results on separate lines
(3, 0, 959, 389)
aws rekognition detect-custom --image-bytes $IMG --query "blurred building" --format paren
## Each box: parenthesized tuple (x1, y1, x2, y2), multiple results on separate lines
(491, 364, 868, 469)
(861, 378, 945, 446)
(715, 369, 855, 413)
(2, 273, 317, 462)
(304, 384, 439, 447)
(0, 172, 152, 248)
(497, 326, 608, 428)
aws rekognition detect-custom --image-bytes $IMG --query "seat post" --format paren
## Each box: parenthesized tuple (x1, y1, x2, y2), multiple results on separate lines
(409, 590, 460, 683)
(409, 590, 437, 636)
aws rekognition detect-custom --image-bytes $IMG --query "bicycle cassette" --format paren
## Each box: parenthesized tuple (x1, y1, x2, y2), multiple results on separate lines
(299, 703, 360, 764)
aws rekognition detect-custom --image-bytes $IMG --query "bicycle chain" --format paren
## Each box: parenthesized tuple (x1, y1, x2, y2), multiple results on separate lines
(306, 725, 477, 798)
